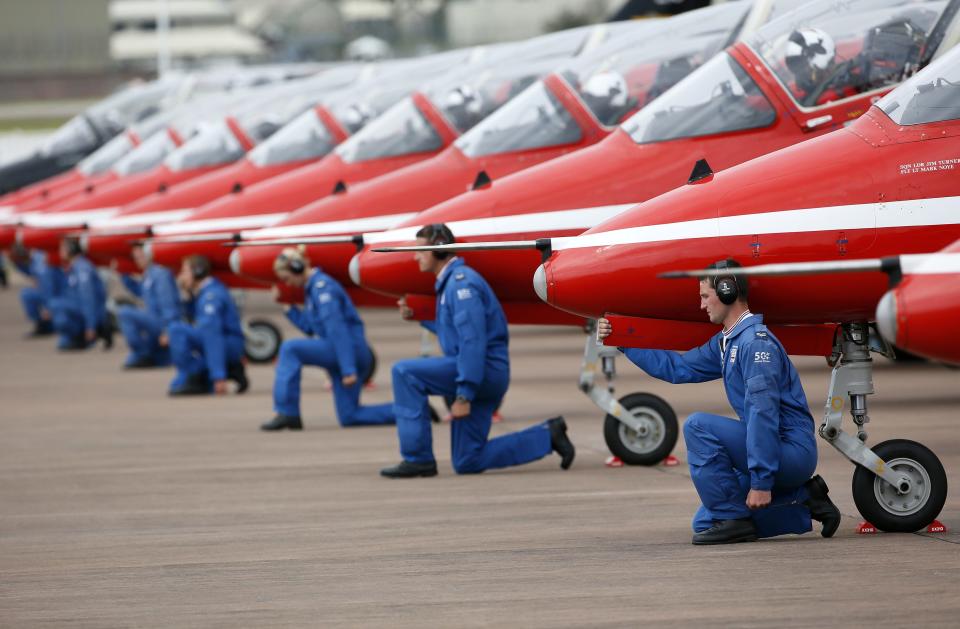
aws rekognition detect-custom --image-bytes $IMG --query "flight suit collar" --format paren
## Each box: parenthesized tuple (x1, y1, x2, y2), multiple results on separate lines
(434, 256, 462, 294)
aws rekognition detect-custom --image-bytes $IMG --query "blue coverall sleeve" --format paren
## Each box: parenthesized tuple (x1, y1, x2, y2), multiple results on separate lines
(622, 338, 722, 384)
(451, 283, 487, 401)
(284, 306, 312, 335)
(76, 269, 101, 331)
(739, 338, 783, 491)
(156, 273, 183, 326)
(121, 274, 143, 297)
(197, 298, 228, 381)
(419, 320, 437, 334)
(317, 290, 357, 378)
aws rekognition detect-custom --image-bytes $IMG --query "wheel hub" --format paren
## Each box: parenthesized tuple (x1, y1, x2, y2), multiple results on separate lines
(618, 408, 663, 454)
(875, 457, 931, 517)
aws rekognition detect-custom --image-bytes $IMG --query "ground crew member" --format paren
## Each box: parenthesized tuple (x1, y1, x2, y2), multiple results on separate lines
(380, 223, 575, 478)
(15, 247, 66, 337)
(597, 259, 841, 544)
(261, 248, 394, 431)
(116, 243, 183, 368)
(47, 236, 112, 351)
(167, 255, 247, 396)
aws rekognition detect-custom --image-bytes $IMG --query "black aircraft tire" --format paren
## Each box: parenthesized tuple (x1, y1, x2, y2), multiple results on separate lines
(603, 392, 678, 466)
(851, 439, 947, 532)
(245, 319, 282, 364)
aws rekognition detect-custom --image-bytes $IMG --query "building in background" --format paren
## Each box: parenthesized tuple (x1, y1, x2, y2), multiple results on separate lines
(111, 0, 268, 71)
(0, 0, 112, 101)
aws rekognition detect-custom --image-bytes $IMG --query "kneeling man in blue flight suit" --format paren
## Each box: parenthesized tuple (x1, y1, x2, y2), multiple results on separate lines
(597, 259, 841, 544)
(380, 223, 575, 478)
(48, 237, 113, 350)
(14, 247, 66, 337)
(167, 255, 248, 396)
(261, 248, 394, 431)
(116, 242, 183, 368)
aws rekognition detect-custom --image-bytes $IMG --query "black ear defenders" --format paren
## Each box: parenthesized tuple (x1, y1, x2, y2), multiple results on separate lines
(426, 223, 455, 260)
(712, 259, 747, 305)
(277, 253, 305, 275)
(189, 256, 212, 281)
(63, 237, 83, 258)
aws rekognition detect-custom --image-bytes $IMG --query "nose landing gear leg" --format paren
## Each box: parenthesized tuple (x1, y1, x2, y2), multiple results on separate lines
(820, 322, 947, 532)
(580, 320, 678, 465)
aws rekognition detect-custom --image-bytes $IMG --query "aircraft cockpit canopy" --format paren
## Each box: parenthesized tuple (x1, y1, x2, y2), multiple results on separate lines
(878, 42, 960, 124)
(751, 0, 950, 108)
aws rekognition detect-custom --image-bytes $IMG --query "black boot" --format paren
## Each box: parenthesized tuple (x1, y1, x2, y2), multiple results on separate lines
(547, 416, 575, 470)
(26, 320, 54, 338)
(429, 404, 441, 424)
(124, 356, 159, 369)
(169, 373, 211, 396)
(97, 320, 114, 350)
(59, 334, 89, 351)
(804, 475, 841, 538)
(692, 518, 757, 545)
(380, 460, 438, 478)
(227, 361, 249, 394)
(260, 414, 303, 431)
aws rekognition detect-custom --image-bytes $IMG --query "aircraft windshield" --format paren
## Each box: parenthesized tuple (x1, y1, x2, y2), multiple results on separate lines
(334, 97, 443, 163)
(565, 2, 749, 126)
(113, 131, 178, 176)
(624, 53, 776, 144)
(454, 82, 581, 157)
(78, 133, 136, 176)
(878, 45, 960, 125)
(165, 121, 245, 171)
(41, 115, 100, 156)
(750, 0, 948, 108)
(247, 108, 337, 167)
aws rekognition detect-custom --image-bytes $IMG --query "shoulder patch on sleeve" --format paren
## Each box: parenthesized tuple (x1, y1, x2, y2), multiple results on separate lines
(315, 279, 326, 288)
(318, 292, 333, 304)
(755, 330, 768, 339)
(456, 287, 472, 300)
(203, 302, 217, 315)
(454, 272, 465, 280)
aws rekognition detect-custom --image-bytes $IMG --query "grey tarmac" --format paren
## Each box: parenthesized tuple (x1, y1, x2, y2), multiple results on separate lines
(1, 287, 958, 628)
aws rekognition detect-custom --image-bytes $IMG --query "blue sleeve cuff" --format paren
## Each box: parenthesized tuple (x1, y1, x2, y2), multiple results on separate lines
(750, 474, 775, 491)
(455, 383, 476, 402)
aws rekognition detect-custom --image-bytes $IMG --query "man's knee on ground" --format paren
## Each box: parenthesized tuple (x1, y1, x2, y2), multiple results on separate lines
(116, 304, 138, 321)
(683, 412, 713, 440)
(453, 451, 486, 475)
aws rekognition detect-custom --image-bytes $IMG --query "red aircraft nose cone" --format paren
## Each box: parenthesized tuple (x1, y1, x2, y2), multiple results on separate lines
(352, 247, 430, 298)
(231, 245, 283, 283)
(17, 226, 67, 253)
(0, 224, 17, 249)
(84, 231, 144, 265)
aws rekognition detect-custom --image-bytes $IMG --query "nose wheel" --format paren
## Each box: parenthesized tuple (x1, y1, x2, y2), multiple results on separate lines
(603, 392, 678, 466)
(822, 322, 947, 532)
(851, 439, 947, 532)
(244, 318, 282, 363)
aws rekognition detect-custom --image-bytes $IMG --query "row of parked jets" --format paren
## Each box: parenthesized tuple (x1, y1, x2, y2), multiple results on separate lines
(1, 0, 958, 533)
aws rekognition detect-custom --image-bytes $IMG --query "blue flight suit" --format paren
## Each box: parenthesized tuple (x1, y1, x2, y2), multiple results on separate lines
(118, 265, 183, 366)
(275, 268, 393, 426)
(391, 257, 552, 473)
(622, 314, 817, 538)
(167, 277, 245, 391)
(18, 250, 66, 327)
(48, 255, 107, 349)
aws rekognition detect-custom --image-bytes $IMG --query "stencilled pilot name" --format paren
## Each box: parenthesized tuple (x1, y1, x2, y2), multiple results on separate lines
(899, 158, 959, 175)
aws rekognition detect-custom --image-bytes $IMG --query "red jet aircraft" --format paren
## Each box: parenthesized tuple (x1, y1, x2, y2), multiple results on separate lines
(144, 24, 614, 276)
(521, 43, 960, 533)
(229, 1, 754, 285)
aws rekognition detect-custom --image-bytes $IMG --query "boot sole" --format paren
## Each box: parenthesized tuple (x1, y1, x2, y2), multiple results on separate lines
(381, 469, 438, 478)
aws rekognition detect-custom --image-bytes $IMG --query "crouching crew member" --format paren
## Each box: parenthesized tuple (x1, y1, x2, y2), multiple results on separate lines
(116, 242, 183, 368)
(597, 259, 841, 545)
(380, 223, 575, 478)
(48, 236, 113, 350)
(167, 255, 247, 395)
(261, 248, 394, 431)
(16, 247, 66, 337)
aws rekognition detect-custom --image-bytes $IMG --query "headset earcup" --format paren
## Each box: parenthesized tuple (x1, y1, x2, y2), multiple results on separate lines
(716, 277, 738, 305)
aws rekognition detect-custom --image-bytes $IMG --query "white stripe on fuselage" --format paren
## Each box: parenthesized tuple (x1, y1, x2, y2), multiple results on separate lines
(550, 196, 960, 251)
(153, 212, 288, 236)
(363, 204, 639, 245)
(20, 207, 121, 228)
(902, 253, 960, 275)
(243, 212, 421, 240)
(91, 208, 195, 230)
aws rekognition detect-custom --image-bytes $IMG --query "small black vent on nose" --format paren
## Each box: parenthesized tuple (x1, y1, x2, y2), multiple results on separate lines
(332, 180, 348, 195)
(472, 170, 492, 190)
(688, 159, 713, 184)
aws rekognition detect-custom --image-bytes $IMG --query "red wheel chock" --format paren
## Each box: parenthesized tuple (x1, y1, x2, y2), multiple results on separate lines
(856, 520, 948, 534)
(603, 455, 680, 468)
